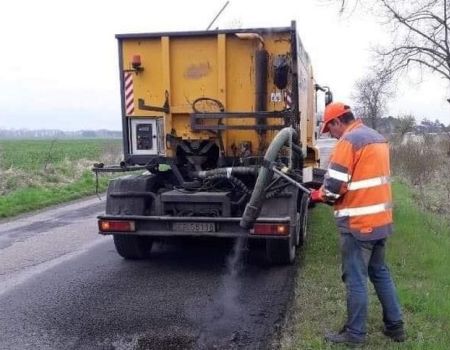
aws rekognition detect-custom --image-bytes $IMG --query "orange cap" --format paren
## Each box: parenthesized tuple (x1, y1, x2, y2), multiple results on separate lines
(321, 102, 351, 133)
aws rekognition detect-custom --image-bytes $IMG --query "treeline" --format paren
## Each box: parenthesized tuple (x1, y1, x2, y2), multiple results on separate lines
(362, 116, 450, 136)
(0, 129, 122, 139)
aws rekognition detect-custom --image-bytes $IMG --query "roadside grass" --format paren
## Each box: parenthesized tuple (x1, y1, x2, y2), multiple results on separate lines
(282, 181, 450, 349)
(0, 172, 110, 218)
(0, 139, 122, 218)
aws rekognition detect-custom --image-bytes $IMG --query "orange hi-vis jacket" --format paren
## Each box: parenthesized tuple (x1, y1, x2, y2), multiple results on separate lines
(321, 120, 393, 240)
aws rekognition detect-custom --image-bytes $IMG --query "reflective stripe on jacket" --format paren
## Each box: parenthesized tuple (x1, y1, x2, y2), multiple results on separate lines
(321, 120, 393, 240)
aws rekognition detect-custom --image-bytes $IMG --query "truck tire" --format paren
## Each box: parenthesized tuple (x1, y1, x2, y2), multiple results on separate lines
(265, 235, 296, 265)
(113, 234, 153, 260)
(298, 194, 309, 246)
(294, 212, 301, 247)
(261, 186, 298, 265)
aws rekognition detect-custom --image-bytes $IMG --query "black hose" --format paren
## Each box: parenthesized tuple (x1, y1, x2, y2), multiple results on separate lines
(202, 174, 251, 195)
(192, 166, 259, 179)
(240, 127, 298, 229)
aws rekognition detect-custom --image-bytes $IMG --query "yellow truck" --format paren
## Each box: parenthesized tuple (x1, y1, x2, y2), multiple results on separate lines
(95, 21, 332, 264)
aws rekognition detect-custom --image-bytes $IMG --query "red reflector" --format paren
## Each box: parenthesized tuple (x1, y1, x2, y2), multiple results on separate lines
(98, 220, 135, 232)
(251, 223, 289, 235)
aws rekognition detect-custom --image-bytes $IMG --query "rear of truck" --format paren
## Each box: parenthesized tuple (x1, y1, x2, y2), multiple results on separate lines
(97, 21, 327, 264)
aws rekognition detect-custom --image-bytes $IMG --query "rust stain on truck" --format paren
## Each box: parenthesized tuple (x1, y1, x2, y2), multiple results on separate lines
(184, 62, 211, 79)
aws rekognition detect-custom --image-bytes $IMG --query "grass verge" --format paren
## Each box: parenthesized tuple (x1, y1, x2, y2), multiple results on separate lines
(0, 171, 110, 218)
(0, 139, 121, 218)
(282, 181, 450, 349)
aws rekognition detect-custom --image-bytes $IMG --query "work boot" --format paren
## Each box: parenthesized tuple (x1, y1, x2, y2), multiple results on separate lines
(325, 327, 365, 346)
(383, 326, 406, 342)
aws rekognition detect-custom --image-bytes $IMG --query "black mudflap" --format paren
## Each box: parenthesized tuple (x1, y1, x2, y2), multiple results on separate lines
(106, 174, 159, 215)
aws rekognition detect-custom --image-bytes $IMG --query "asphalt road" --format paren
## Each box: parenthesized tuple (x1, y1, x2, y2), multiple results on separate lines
(0, 196, 296, 350)
(0, 140, 336, 350)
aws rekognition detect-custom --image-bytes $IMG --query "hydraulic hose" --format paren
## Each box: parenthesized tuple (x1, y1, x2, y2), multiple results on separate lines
(202, 174, 251, 195)
(240, 127, 298, 229)
(191, 166, 259, 179)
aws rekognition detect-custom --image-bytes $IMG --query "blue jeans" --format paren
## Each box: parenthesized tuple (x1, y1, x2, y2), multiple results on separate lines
(340, 232, 403, 340)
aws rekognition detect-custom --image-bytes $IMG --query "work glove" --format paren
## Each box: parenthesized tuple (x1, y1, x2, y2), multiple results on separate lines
(310, 189, 323, 203)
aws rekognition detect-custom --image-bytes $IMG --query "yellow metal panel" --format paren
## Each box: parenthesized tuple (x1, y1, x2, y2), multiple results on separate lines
(161, 36, 173, 156)
(261, 33, 291, 153)
(307, 65, 315, 146)
(170, 37, 218, 108)
(225, 33, 291, 156)
(297, 36, 309, 157)
(122, 39, 163, 116)
(217, 34, 227, 150)
(120, 29, 317, 162)
(169, 37, 219, 141)
(224, 35, 257, 153)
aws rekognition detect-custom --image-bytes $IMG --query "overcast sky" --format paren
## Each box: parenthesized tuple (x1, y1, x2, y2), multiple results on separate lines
(0, 0, 448, 131)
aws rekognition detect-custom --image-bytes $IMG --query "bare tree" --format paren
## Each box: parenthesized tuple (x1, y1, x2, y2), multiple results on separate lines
(378, 1, 450, 81)
(334, 0, 450, 102)
(352, 69, 394, 130)
(395, 114, 416, 141)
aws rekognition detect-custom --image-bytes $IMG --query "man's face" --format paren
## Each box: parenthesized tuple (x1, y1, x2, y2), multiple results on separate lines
(327, 119, 346, 139)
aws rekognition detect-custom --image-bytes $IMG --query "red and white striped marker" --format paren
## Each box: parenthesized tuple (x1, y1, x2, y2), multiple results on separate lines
(124, 72, 134, 115)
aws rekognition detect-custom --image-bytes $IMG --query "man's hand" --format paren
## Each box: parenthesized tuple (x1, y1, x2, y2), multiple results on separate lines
(310, 189, 323, 203)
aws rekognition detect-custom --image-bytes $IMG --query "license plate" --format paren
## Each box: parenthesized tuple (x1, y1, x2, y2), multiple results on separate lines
(173, 222, 216, 233)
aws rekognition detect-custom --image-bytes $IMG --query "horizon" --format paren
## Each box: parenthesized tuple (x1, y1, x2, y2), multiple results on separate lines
(1, 1, 449, 130)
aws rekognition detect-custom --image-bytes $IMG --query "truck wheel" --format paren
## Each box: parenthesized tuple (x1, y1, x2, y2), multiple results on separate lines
(298, 194, 310, 246)
(266, 236, 296, 265)
(294, 212, 301, 247)
(113, 234, 153, 260)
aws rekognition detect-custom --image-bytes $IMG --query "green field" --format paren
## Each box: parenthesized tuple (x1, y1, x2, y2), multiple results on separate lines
(0, 139, 122, 218)
(282, 182, 450, 349)
(0, 139, 119, 170)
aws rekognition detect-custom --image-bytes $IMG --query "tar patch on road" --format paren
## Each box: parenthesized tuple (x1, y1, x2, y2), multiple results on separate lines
(0, 237, 297, 350)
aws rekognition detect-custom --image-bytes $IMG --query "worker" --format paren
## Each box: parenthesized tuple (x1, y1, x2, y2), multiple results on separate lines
(310, 102, 405, 345)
